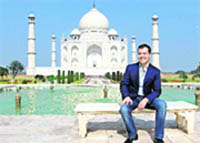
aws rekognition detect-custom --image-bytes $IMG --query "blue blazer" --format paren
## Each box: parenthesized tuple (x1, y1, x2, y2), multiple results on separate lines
(120, 62, 161, 103)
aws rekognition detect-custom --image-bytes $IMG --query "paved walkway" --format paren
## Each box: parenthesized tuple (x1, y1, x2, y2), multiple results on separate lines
(81, 76, 111, 85)
(0, 112, 199, 143)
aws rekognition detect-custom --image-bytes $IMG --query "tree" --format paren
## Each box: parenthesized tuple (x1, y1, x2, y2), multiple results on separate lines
(67, 70, 71, 84)
(105, 72, 111, 79)
(190, 63, 200, 80)
(57, 70, 61, 84)
(119, 72, 123, 81)
(192, 74, 200, 80)
(80, 72, 85, 79)
(62, 70, 65, 84)
(175, 70, 186, 74)
(190, 64, 200, 74)
(71, 71, 74, 82)
(117, 71, 120, 81)
(8, 60, 24, 80)
(179, 72, 188, 82)
(75, 72, 79, 81)
(196, 65, 200, 73)
(112, 72, 116, 81)
(0, 66, 9, 78)
(35, 74, 45, 81)
(47, 75, 54, 84)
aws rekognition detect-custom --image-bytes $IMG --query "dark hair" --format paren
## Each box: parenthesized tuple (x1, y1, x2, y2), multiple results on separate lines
(137, 44, 151, 54)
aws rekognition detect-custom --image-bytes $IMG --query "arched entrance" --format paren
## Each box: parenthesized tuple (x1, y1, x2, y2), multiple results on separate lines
(87, 45, 102, 68)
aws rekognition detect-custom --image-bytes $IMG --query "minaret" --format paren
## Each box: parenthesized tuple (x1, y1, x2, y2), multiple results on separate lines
(131, 35, 137, 63)
(152, 14, 160, 70)
(93, 2, 95, 8)
(27, 13, 36, 75)
(51, 34, 56, 67)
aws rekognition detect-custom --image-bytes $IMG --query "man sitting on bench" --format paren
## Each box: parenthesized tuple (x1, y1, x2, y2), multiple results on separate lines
(120, 44, 167, 143)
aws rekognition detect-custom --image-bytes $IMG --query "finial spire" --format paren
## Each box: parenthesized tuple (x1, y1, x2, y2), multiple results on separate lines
(93, 1, 96, 8)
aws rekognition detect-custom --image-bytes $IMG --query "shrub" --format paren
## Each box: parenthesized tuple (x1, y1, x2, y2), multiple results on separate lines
(35, 74, 44, 80)
(0, 79, 9, 82)
(62, 71, 65, 84)
(42, 78, 46, 82)
(22, 80, 32, 84)
(22, 80, 28, 84)
(105, 72, 111, 79)
(161, 79, 168, 82)
(171, 79, 182, 82)
(47, 75, 54, 84)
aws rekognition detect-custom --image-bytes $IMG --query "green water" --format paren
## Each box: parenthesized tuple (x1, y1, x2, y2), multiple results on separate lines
(0, 86, 197, 115)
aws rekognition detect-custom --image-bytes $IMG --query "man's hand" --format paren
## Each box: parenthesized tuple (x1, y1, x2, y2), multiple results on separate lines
(121, 97, 133, 105)
(138, 98, 149, 110)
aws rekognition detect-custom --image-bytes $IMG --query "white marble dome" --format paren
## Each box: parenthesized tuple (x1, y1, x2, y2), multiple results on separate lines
(152, 14, 159, 21)
(80, 8, 109, 32)
(52, 34, 56, 39)
(28, 13, 35, 19)
(70, 28, 80, 35)
(108, 28, 118, 36)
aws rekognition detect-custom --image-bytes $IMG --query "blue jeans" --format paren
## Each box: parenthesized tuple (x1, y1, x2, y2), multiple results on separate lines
(120, 96, 167, 139)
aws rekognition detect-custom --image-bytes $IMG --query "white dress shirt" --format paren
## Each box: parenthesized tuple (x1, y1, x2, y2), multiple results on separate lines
(138, 63, 149, 96)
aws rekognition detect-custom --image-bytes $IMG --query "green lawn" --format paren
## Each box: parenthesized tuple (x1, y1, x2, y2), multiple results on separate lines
(0, 77, 85, 84)
(162, 76, 200, 82)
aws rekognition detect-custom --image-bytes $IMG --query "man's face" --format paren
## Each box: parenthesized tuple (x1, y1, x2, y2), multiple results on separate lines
(138, 47, 151, 65)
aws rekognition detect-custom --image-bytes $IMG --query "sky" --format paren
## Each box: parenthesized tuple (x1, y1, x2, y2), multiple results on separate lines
(0, 0, 200, 73)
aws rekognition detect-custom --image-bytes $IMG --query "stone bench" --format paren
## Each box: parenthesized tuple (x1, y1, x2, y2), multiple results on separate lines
(75, 101, 198, 137)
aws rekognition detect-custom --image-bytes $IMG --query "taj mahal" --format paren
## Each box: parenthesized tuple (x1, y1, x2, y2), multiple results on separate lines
(26, 5, 160, 76)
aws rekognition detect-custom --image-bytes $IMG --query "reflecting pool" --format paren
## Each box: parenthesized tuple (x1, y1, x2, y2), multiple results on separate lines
(0, 86, 196, 115)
